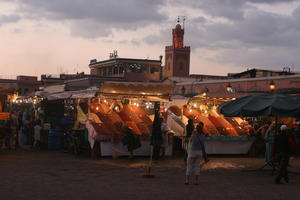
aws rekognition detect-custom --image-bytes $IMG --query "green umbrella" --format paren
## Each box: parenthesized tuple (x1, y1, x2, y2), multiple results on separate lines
(218, 94, 300, 118)
(219, 94, 300, 172)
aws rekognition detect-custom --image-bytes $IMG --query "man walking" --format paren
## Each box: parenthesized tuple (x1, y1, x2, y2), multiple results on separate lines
(274, 125, 290, 184)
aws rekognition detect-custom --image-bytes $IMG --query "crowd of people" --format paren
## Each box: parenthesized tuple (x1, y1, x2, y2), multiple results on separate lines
(0, 108, 54, 151)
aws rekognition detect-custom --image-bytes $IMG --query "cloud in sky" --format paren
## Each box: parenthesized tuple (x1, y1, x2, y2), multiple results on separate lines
(0, 14, 20, 26)
(0, 0, 300, 76)
(14, 0, 167, 38)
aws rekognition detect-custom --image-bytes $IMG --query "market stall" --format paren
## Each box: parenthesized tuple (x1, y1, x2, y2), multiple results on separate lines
(0, 88, 17, 149)
(165, 95, 254, 154)
(86, 81, 173, 157)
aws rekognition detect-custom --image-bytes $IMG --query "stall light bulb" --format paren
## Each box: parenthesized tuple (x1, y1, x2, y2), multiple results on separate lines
(146, 105, 150, 109)
(193, 103, 197, 108)
(104, 100, 107, 103)
(96, 106, 99, 111)
(189, 109, 192, 112)
(164, 108, 167, 112)
(136, 103, 139, 107)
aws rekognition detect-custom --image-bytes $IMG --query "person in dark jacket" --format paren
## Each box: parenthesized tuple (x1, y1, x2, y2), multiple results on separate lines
(184, 119, 194, 162)
(294, 122, 300, 155)
(186, 119, 194, 138)
(274, 125, 290, 184)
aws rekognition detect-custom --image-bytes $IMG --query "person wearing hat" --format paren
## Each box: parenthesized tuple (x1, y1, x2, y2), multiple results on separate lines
(274, 124, 290, 184)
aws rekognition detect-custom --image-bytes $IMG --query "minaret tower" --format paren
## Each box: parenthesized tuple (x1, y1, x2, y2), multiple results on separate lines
(164, 16, 190, 78)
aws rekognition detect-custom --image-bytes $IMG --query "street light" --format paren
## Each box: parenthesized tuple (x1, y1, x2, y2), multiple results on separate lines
(269, 80, 276, 91)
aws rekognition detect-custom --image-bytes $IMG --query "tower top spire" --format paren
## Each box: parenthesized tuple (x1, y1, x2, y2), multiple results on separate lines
(177, 16, 180, 24)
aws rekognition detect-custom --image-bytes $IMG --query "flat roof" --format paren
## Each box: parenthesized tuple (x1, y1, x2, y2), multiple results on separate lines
(89, 57, 161, 67)
(176, 74, 300, 86)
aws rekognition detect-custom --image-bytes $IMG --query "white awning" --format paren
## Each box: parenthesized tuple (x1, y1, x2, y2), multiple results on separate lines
(71, 90, 97, 99)
(44, 84, 65, 93)
(47, 91, 72, 100)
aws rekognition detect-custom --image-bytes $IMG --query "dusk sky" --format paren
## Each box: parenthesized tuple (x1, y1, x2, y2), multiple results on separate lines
(1, 0, 300, 78)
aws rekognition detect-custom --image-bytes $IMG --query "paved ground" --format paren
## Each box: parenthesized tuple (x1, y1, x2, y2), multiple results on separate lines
(0, 150, 300, 200)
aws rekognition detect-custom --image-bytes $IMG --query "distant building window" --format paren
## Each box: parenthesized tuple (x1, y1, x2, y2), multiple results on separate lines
(113, 67, 118, 74)
(108, 68, 112, 75)
(119, 66, 124, 73)
(128, 64, 145, 73)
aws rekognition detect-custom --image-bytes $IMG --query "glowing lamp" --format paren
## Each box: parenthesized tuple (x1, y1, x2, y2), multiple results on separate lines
(269, 80, 276, 91)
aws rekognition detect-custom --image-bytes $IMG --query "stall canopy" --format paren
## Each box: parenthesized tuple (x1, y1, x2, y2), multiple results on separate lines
(43, 84, 65, 94)
(218, 94, 300, 117)
(47, 91, 72, 101)
(71, 89, 98, 99)
(44, 89, 97, 100)
(99, 81, 172, 96)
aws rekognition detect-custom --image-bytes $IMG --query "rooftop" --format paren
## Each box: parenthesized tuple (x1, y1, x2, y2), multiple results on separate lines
(89, 57, 161, 67)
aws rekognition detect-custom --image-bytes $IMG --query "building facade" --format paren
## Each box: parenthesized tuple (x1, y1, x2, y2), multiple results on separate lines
(228, 68, 298, 79)
(175, 74, 300, 98)
(89, 52, 162, 82)
(0, 75, 40, 96)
